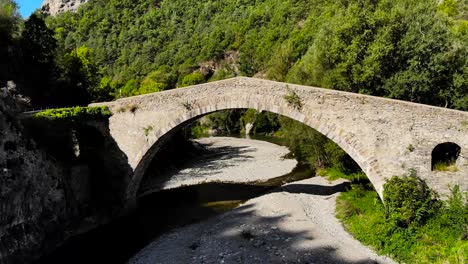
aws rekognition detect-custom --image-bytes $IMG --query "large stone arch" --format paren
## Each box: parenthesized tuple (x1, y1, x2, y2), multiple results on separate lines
(90, 77, 468, 208)
(127, 104, 382, 202)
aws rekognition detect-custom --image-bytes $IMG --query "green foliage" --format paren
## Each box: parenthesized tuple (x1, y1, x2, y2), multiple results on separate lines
(143, 125, 154, 136)
(0, 0, 20, 46)
(439, 0, 459, 17)
(433, 162, 459, 172)
(139, 69, 176, 94)
(18, 13, 58, 105)
(180, 72, 205, 87)
(283, 88, 303, 111)
(239, 109, 280, 134)
(33, 106, 112, 122)
(319, 167, 367, 182)
(39, 0, 466, 110)
(57, 46, 100, 104)
(337, 180, 468, 263)
(383, 173, 438, 227)
(0, 0, 20, 85)
(190, 120, 210, 139)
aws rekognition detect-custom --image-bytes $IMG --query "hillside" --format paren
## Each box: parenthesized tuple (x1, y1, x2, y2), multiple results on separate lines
(45, 0, 467, 109)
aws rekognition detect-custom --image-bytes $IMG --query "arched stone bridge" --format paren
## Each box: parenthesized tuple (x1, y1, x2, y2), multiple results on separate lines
(91, 77, 468, 206)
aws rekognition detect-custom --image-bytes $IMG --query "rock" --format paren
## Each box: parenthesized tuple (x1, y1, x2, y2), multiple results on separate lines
(41, 0, 89, 16)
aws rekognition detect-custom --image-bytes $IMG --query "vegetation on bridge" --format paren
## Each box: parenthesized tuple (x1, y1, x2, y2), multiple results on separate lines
(33, 106, 112, 122)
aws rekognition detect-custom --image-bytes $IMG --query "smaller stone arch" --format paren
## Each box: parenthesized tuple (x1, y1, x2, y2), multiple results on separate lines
(431, 142, 461, 171)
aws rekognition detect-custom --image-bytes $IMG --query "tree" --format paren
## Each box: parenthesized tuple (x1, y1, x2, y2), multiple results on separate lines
(0, 0, 20, 46)
(0, 0, 20, 84)
(56, 46, 100, 105)
(138, 68, 176, 94)
(180, 72, 205, 87)
(19, 13, 57, 105)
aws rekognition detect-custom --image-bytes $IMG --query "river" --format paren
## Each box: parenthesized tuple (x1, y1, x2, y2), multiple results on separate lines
(35, 135, 316, 264)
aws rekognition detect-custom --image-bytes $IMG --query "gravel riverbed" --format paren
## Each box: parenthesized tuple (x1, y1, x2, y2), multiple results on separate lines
(130, 137, 396, 264)
(140, 137, 298, 195)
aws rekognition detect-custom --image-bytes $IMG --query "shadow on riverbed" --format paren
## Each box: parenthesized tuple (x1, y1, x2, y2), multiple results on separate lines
(35, 181, 369, 264)
(129, 193, 383, 264)
(138, 142, 257, 195)
(279, 181, 351, 196)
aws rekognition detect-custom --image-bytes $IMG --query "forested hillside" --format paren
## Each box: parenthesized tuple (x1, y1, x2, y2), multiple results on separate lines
(43, 0, 467, 109)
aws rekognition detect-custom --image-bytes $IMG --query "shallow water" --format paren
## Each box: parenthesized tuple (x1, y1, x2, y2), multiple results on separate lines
(35, 135, 314, 264)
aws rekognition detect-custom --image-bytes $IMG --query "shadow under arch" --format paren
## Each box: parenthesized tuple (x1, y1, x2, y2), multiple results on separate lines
(431, 142, 461, 171)
(125, 103, 383, 206)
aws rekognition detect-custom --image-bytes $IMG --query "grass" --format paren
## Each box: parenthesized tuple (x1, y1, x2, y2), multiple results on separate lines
(433, 162, 459, 172)
(318, 166, 367, 182)
(336, 183, 468, 263)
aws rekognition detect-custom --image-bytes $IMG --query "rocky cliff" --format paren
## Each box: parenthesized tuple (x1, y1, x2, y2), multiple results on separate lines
(41, 0, 89, 16)
(0, 87, 72, 263)
(0, 85, 132, 263)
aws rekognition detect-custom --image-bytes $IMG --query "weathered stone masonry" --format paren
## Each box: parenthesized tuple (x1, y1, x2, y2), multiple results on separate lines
(91, 77, 468, 206)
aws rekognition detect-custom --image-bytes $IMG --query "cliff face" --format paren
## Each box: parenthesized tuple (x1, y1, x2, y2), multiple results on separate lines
(41, 0, 89, 16)
(0, 88, 73, 263)
(0, 86, 131, 263)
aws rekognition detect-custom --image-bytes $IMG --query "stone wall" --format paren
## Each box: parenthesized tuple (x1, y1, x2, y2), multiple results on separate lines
(91, 77, 468, 204)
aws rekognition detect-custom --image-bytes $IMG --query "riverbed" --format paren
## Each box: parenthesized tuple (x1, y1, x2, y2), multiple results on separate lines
(139, 136, 298, 195)
(132, 137, 395, 264)
(36, 136, 395, 264)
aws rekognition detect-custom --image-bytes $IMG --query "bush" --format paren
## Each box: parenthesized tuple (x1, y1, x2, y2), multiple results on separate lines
(383, 172, 438, 227)
(337, 173, 468, 263)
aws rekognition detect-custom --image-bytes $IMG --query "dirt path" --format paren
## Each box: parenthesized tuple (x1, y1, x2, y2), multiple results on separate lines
(129, 177, 396, 264)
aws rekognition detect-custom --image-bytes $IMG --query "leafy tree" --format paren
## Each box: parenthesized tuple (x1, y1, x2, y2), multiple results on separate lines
(0, 0, 20, 84)
(19, 13, 57, 105)
(0, 0, 19, 46)
(121, 79, 138, 97)
(180, 72, 205, 87)
(139, 68, 176, 94)
(56, 46, 100, 105)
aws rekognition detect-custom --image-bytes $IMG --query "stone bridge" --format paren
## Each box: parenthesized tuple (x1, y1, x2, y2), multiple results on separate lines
(90, 77, 468, 207)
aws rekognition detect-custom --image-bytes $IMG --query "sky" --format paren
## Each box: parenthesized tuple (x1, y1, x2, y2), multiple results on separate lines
(17, 0, 43, 18)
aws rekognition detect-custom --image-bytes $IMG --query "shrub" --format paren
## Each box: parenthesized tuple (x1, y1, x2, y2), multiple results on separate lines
(283, 88, 303, 111)
(337, 177, 468, 263)
(383, 172, 438, 227)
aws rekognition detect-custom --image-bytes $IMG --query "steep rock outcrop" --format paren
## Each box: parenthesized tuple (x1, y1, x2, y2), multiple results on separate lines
(41, 0, 89, 16)
(0, 86, 132, 263)
(0, 88, 74, 263)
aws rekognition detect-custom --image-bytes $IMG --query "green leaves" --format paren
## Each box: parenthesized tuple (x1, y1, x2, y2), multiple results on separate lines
(383, 173, 438, 227)
(338, 177, 468, 263)
(33, 106, 112, 123)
